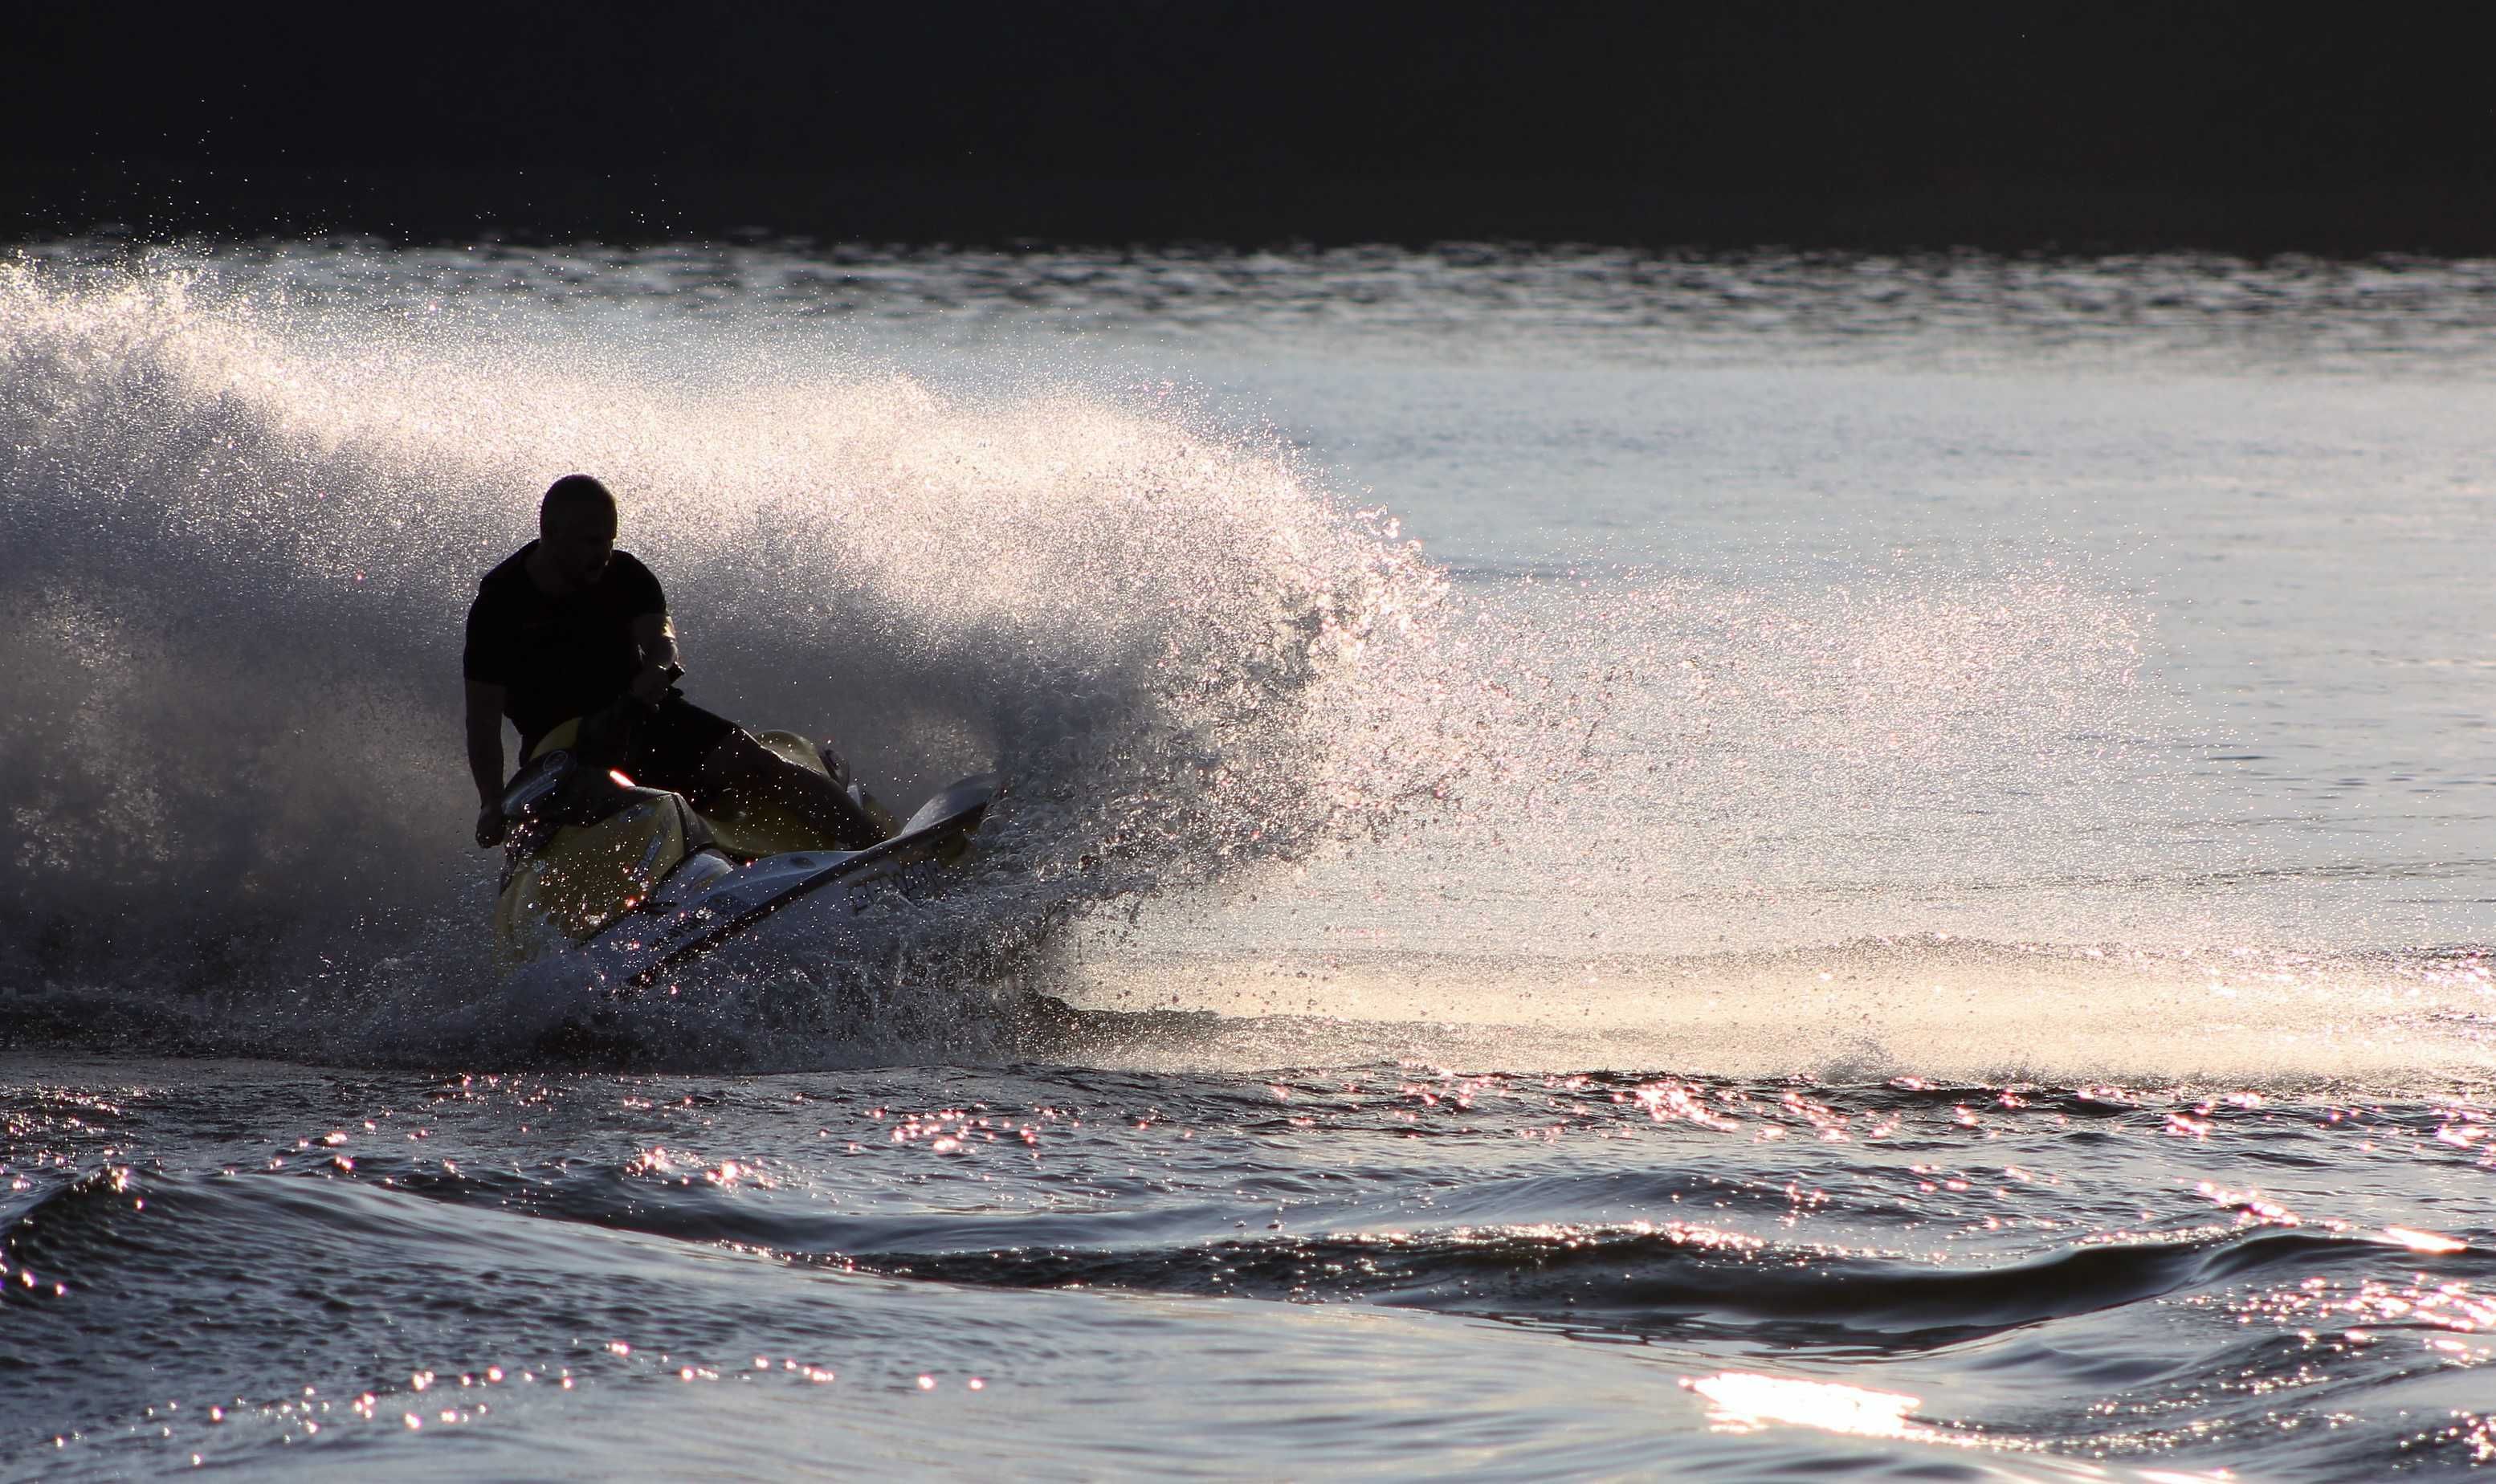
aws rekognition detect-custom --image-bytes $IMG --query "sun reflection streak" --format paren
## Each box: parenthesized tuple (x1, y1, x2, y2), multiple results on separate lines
(1685, 1372, 1923, 1440)
(2382, 1225, 2468, 1254)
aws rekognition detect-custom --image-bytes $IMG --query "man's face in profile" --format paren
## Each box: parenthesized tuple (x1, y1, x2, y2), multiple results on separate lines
(540, 508, 616, 589)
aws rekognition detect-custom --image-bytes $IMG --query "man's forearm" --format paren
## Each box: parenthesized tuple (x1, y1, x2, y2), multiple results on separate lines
(464, 681, 510, 806)
(467, 723, 504, 804)
(631, 614, 682, 681)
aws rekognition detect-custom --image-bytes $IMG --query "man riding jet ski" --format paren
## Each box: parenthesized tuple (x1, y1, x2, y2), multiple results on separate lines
(465, 475, 880, 856)
(465, 475, 993, 983)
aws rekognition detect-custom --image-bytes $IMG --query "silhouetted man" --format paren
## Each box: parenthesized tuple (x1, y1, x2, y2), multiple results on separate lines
(463, 475, 879, 850)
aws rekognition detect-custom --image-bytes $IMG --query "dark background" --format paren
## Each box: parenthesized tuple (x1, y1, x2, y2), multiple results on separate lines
(10, 3, 2492, 251)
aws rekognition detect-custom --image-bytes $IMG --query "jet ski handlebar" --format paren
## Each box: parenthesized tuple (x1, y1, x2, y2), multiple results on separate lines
(496, 688, 674, 838)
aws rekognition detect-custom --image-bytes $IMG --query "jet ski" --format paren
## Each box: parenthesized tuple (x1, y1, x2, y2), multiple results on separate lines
(491, 698, 999, 990)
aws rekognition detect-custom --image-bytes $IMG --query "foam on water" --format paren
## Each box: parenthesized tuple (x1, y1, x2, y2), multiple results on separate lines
(0, 255, 2485, 1086)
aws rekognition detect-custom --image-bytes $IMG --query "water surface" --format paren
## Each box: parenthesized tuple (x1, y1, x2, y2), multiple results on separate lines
(2, 242, 2490, 1477)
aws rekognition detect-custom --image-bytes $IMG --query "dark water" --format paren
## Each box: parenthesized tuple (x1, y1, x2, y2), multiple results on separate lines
(9, 1056, 2494, 1477)
(2, 243, 2490, 1478)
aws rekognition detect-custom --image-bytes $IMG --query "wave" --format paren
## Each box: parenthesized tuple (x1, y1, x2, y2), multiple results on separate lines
(27, 1144, 2479, 1366)
(804, 1221, 2493, 1352)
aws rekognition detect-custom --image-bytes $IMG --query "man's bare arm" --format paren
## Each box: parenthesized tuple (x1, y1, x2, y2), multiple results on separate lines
(466, 680, 508, 846)
(629, 612, 681, 701)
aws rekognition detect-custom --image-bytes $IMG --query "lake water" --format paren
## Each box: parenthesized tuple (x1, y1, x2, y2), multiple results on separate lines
(1, 240, 2490, 1477)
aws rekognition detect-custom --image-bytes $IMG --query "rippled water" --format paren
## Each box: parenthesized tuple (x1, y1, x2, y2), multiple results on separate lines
(2, 243, 2490, 1477)
(10, 1058, 2494, 1477)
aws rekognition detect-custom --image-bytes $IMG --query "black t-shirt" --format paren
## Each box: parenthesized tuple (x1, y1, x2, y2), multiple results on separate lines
(463, 544, 667, 754)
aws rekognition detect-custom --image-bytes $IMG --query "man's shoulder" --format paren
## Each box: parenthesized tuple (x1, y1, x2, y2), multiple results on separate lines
(606, 550, 664, 609)
(472, 544, 537, 605)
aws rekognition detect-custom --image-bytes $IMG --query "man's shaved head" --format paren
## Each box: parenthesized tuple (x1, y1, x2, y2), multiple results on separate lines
(540, 474, 618, 536)
(533, 475, 618, 591)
